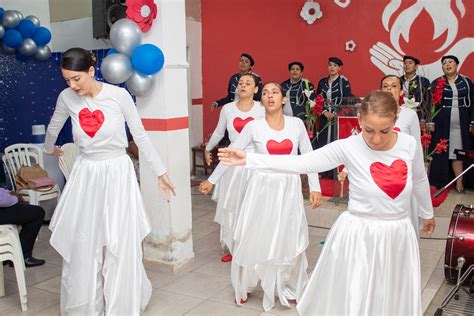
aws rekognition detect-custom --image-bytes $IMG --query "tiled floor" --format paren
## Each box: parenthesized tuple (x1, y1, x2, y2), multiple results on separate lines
(1, 183, 472, 315)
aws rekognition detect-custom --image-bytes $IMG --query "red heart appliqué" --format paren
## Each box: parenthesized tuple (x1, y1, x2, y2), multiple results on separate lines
(79, 108, 105, 138)
(266, 139, 293, 155)
(370, 159, 408, 199)
(393, 127, 401, 132)
(233, 117, 254, 133)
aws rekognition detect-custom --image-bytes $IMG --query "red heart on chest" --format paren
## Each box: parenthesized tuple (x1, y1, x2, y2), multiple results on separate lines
(79, 108, 105, 138)
(266, 139, 293, 155)
(370, 159, 408, 199)
(233, 117, 254, 133)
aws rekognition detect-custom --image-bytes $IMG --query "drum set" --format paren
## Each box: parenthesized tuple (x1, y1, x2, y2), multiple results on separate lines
(435, 151, 474, 315)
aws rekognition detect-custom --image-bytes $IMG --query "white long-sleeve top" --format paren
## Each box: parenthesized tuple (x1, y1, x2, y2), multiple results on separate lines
(395, 107, 421, 147)
(205, 101, 264, 151)
(211, 116, 321, 192)
(246, 132, 433, 219)
(44, 83, 166, 177)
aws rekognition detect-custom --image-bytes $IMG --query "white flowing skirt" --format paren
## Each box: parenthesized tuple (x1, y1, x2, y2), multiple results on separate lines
(212, 165, 250, 252)
(297, 211, 422, 316)
(49, 154, 151, 315)
(231, 171, 309, 311)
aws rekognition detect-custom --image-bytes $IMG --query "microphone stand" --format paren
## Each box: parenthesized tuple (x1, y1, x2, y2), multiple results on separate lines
(434, 164, 474, 198)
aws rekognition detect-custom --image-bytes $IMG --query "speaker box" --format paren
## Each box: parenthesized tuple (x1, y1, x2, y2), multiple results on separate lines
(92, 0, 127, 39)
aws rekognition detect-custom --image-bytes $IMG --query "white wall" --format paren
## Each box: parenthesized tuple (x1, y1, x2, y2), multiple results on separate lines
(186, 18, 202, 147)
(0, 0, 51, 29)
(50, 17, 111, 52)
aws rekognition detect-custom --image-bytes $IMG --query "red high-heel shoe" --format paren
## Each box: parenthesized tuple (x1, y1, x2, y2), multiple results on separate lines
(221, 254, 232, 262)
(234, 293, 252, 305)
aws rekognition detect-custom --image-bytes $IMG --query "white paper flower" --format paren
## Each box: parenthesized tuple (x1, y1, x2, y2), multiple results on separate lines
(304, 89, 313, 98)
(309, 100, 316, 108)
(403, 97, 420, 110)
(334, 0, 351, 9)
(345, 40, 356, 52)
(300, 1, 323, 25)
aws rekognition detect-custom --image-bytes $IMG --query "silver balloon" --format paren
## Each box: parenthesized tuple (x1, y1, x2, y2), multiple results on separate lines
(25, 15, 41, 27)
(2, 10, 23, 28)
(19, 38, 38, 56)
(126, 72, 155, 97)
(2, 44, 16, 54)
(109, 19, 141, 56)
(34, 45, 51, 61)
(0, 25, 4, 39)
(101, 53, 133, 84)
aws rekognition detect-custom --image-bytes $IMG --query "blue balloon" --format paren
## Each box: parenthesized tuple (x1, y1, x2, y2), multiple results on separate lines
(15, 51, 30, 61)
(16, 19, 36, 38)
(31, 27, 51, 46)
(0, 8, 4, 21)
(3, 29, 23, 48)
(131, 44, 165, 75)
(107, 48, 119, 56)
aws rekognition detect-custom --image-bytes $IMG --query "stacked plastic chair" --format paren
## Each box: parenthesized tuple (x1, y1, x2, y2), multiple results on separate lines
(0, 224, 27, 311)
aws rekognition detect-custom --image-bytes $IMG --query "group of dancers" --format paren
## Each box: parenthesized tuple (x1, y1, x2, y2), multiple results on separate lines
(41, 46, 470, 315)
(196, 55, 474, 314)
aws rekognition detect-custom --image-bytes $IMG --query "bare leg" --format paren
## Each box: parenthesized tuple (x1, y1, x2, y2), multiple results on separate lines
(452, 160, 464, 191)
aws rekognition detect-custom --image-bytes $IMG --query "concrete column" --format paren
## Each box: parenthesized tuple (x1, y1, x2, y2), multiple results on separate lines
(138, 0, 194, 272)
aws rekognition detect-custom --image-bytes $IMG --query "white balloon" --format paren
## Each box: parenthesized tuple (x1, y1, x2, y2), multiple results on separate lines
(2, 10, 23, 28)
(101, 53, 133, 84)
(19, 38, 38, 56)
(126, 72, 154, 97)
(25, 15, 41, 27)
(110, 19, 141, 56)
(2, 44, 16, 54)
(34, 45, 51, 61)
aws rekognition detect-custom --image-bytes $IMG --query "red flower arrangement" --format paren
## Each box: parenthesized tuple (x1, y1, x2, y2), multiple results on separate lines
(430, 77, 446, 120)
(312, 93, 324, 116)
(421, 127, 448, 162)
(306, 93, 326, 142)
(126, 0, 158, 33)
(434, 139, 448, 154)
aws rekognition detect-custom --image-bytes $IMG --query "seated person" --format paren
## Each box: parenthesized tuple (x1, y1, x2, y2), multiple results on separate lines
(0, 187, 46, 267)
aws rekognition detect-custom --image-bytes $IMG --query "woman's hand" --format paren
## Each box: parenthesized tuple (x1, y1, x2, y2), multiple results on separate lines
(204, 150, 212, 166)
(324, 111, 334, 120)
(309, 191, 322, 209)
(337, 171, 347, 183)
(421, 217, 436, 237)
(49, 147, 63, 156)
(158, 173, 176, 202)
(217, 148, 247, 166)
(199, 180, 214, 196)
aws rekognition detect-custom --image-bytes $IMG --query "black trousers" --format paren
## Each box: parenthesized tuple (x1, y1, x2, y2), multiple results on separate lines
(0, 203, 45, 258)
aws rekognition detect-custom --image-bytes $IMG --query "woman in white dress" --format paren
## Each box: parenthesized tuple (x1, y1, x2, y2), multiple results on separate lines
(381, 75, 423, 238)
(219, 90, 436, 315)
(44, 48, 175, 315)
(341, 75, 423, 238)
(225, 82, 322, 311)
(199, 74, 264, 262)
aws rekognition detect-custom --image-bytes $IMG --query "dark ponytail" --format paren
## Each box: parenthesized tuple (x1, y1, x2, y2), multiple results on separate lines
(61, 47, 96, 72)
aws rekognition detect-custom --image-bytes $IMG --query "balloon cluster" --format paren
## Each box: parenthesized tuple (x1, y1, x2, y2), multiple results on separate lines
(101, 19, 164, 97)
(0, 8, 52, 61)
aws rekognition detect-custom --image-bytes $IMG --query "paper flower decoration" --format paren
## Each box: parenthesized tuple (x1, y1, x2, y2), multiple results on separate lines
(126, 0, 157, 33)
(300, 1, 323, 25)
(345, 40, 356, 52)
(334, 0, 351, 9)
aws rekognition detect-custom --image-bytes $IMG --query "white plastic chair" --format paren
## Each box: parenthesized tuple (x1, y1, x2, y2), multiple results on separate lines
(3, 144, 60, 205)
(58, 143, 79, 180)
(0, 225, 27, 311)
